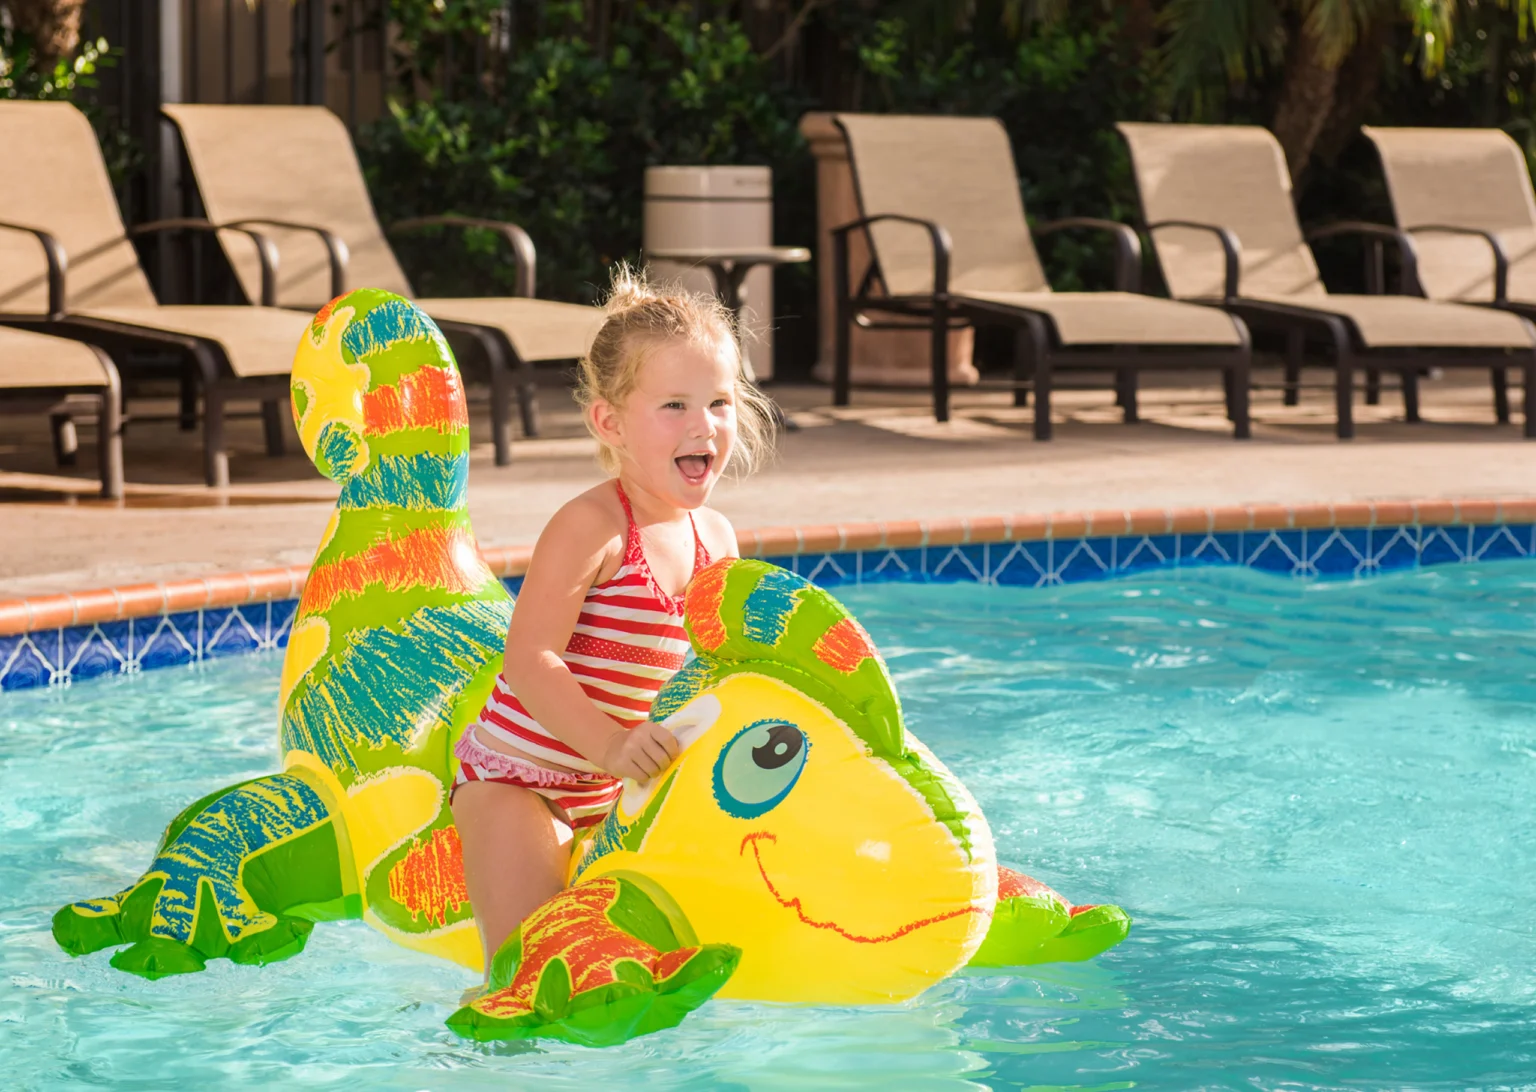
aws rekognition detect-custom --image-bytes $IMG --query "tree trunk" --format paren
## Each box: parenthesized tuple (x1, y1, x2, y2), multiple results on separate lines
(1271, 19, 1343, 182)
(1307, 16, 1392, 176)
(6, 0, 88, 64)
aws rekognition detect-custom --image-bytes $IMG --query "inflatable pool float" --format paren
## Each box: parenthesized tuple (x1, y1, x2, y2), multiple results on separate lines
(52, 290, 1129, 1046)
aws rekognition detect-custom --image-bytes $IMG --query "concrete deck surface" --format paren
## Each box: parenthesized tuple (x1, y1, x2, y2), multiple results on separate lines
(3, 371, 1535, 597)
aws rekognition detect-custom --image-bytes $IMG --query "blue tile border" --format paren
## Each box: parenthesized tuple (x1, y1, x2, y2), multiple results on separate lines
(4, 520, 1534, 693)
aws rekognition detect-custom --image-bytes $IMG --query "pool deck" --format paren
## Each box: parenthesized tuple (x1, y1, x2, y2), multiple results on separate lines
(4, 371, 1536, 601)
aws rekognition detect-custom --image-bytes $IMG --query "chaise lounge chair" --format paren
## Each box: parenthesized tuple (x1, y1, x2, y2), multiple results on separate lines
(1363, 125, 1536, 321)
(0, 101, 314, 486)
(0, 325, 122, 498)
(1117, 122, 1536, 438)
(161, 104, 606, 465)
(830, 113, 1253, 439)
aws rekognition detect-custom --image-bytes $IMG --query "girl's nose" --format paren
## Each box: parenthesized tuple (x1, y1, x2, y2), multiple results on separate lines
(688, 407, 714, 438)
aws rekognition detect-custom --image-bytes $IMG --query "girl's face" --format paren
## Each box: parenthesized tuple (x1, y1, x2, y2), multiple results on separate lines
(591, 336, 740, 509)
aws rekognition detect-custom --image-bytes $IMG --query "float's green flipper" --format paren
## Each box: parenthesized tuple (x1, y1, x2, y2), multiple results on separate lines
(967, 867, 1130, 968)
(447, 875, 740, 1047)
(51, 773, 350, 979)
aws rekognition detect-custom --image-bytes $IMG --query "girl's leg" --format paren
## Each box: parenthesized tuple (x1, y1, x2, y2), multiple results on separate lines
(452, 781, 571, 973)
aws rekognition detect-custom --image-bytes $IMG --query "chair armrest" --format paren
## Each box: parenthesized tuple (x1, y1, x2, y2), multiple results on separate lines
(392, 215, 536, 298)
(1304, 221, 1421, 297)
(0, 220, 67, 318)
(1034, 217, 1143, 293)
(1147, 219, 1242, 302)
(830, 213, 953, 297)
(219, 218, 350, 302)
(1405, 223, 1510, 303)
(129, 218, 282, 306)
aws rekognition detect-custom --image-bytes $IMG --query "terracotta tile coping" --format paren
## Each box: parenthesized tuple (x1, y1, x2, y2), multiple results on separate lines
(4, 496, 1534, 638)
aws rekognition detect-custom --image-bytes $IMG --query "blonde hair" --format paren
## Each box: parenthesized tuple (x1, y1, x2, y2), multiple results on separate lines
(576, 264, 774, 476)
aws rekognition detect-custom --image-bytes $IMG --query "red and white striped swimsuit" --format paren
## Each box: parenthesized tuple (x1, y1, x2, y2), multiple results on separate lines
(453, 483, 709, 828)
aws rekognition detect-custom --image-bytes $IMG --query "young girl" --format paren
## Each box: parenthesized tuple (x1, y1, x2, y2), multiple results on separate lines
(452, 270, 772, 968)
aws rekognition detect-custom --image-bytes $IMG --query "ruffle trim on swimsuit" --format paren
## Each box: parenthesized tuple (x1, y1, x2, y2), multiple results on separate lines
(454, 730, 602, 788)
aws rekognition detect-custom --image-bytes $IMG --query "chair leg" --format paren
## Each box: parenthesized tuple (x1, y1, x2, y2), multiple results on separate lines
(517, 374, 540, 440)
(1228, 320, 1253, 440)
(475, 332, 514, 467)
(931, 299, 951, 423)
(1012, 328, 1030, 408)
(1323, 318, 1354, 440)
(1117, 366, 1139, 423)
(1524, 350, 1536, 439)
(1401, 368, 1421, 423)
(833, 308, 852, 408)
(1336, 365, 1355, 439)
(1365, 368, 1382, 405)
(1285, 328, 1303, 406)
(1493, 366, 1511, 424)
(98, 385, 124, 501)
(204, 385, 230, 487)
(261, 399, 287, 456)
(1034, 356, 1053, 440)
(50, 410, 79, 467)
(179, 367, 198, 431)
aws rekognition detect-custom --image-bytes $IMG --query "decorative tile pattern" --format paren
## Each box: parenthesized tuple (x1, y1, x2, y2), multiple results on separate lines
(1, 602, 296, 692)
(4, 520, 1535, 693)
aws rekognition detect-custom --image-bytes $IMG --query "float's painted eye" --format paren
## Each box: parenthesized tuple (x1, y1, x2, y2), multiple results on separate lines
(711, 719, 809, 819)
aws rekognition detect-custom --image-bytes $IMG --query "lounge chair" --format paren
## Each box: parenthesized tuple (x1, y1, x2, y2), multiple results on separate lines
(161, 103, 606, 464)
(0, 325, 122, 498)
(0, 101, 313, 486)
(1117, 122, 1536, 438)
(1363, 125, 1536, 317)
(829, 113, 1252, 439)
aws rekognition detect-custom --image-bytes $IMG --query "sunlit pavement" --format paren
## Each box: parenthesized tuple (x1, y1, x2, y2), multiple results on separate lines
(5, 369, 1536, 596)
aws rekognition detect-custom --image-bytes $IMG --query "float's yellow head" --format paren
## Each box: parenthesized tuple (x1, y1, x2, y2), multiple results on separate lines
(573, 560, 996, 1003)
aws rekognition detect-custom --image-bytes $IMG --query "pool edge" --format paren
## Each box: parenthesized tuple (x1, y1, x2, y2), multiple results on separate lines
(4, 496, 1534, 690)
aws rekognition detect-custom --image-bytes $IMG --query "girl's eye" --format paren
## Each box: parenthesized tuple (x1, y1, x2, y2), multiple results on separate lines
(663, 401, 685, 410)
(710, 398, 730, 409)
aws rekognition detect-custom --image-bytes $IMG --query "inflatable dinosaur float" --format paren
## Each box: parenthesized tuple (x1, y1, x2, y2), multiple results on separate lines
(52, 290, 1129, 1046)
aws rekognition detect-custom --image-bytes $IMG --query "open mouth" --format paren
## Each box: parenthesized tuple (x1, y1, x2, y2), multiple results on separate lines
(675, 452, 714, 484)
(740, 831, 985, 944)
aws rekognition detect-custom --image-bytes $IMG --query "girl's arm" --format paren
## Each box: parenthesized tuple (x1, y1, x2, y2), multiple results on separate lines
(501, 498, 676, 779)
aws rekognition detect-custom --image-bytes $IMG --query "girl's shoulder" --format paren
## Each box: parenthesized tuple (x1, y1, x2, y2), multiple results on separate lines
(536, 483, 629, 574)
(693, 506, 740, 560)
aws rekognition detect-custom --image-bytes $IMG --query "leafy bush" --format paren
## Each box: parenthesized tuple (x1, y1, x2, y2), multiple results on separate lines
(359, 1, 807, 306)
(0, 27, 106, 100)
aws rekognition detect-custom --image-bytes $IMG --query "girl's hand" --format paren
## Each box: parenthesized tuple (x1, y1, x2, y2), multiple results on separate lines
(600, 722, 680, 782)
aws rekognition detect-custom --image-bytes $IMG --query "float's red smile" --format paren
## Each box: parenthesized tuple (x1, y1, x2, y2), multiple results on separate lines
(740, 831, 984, 944)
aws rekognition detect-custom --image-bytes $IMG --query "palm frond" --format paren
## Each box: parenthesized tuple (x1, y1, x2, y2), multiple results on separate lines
(1158, 0, 1284, 103)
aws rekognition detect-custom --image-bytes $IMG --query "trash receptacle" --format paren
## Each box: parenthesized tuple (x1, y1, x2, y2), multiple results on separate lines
(643, 166, 774, 381)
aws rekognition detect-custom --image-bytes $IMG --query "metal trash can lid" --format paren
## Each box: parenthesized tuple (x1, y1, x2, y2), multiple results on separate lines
(644, 165, 771, 201)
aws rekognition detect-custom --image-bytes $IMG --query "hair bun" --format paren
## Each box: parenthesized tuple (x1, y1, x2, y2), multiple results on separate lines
(604, 263, 660, 314)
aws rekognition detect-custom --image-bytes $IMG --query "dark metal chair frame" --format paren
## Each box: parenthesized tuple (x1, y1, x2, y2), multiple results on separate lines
(0, 218, 291, 487)
(1140, 217, 1536, 439)
(0, 335, 123, 499)
(203, 209, 552, 466)
(830, 213, 1253, 440)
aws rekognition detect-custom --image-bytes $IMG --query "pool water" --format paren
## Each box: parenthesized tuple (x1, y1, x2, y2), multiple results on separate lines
(4, 563, 1536, 1090)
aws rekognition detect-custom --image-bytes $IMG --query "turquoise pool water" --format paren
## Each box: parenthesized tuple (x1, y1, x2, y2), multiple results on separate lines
(4, 563, 1535, 1090)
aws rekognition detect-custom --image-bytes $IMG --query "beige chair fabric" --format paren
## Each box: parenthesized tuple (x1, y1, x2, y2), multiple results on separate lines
(163, 104, 603, 362)
(1118, 121, 1534, 349)
(0, 326, 115, 388)
(1363, 125, 1536, 304)
(162, 104, 412, 306)
(959, 290, 1239, 344)
(835, 113, 1242, 347)
(0, 102, 311, 376)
